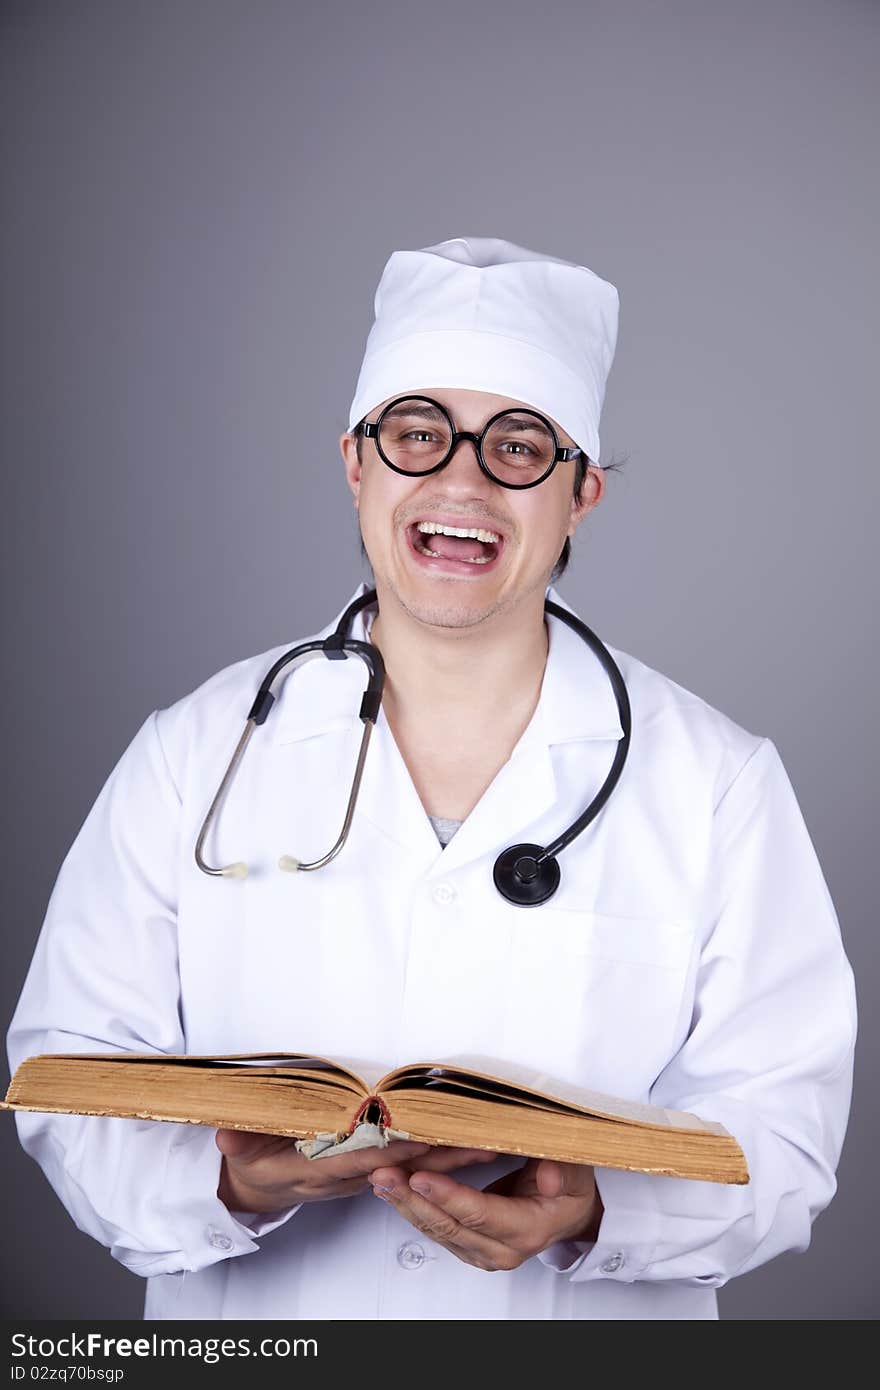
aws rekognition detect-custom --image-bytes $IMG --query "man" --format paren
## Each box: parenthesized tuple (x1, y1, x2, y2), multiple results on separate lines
(7, 237, 856, 1320)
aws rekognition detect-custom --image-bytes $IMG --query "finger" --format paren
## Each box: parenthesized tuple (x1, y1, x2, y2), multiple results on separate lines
(489, 1158, 595, 1204)
(397, 1168, 519, 1238)
(483, 1158, 536, 1200)
(217, 1132, 429, 1184)
(383, 1163, 590, 1246)
(294, 1175, 371, 1202)
(307, 1139, 431, 1182)
(535, 1160, 595, 1200)
(368, 1169, 520, 1271)
(535, 1159, 564, 1199)
(215, 1128, 291, 1161)
(404, 1164, 599, 1257)
(373, 1167, 529, 1248)
(403, 1146, 498, 1174)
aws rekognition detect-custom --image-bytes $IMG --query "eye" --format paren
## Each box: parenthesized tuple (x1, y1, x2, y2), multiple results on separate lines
(498, 440, 536, 456)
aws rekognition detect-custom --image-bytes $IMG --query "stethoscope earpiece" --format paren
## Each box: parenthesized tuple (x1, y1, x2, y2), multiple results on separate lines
(493, 844, 561, 906)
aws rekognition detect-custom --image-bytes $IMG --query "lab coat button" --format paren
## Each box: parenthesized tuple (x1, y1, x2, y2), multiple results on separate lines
(206, 1226, 235, 1252)
(600, 1252, 625, 1274)
(431, 883, 457, 906)
(397, 1241, 427, 1269)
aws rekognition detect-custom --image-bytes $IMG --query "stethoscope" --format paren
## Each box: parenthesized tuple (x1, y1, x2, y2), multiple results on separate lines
(195, 587, 632, 907)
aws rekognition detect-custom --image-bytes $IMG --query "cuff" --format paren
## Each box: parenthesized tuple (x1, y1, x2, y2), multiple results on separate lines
(142, 1124, 299, 1275)
(227, 1205, 303, 1238)
(555, 1167, 663, 1285)
(537, 1238, 597, 1273)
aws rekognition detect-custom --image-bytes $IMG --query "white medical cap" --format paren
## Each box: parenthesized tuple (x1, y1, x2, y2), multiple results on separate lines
(347, 235, 619, 464)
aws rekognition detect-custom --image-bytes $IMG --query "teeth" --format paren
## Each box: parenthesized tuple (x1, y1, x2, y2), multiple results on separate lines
(416, 542, 494, 563)
(416, 521, 501, 543)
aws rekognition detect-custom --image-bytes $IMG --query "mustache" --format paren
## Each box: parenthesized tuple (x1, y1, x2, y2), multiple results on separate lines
(397, 502, 513, 533)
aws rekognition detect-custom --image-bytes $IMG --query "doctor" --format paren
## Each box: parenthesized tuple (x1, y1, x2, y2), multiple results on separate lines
(7, 237, 857, 1321)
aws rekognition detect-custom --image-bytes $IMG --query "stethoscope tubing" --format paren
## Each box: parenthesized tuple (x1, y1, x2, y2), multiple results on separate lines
(195, 621, 386, 879)
(194, 588, 630, 905)
(538, 600, 632, 863)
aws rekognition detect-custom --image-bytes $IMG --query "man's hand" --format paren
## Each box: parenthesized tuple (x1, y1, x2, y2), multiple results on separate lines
(367, 1157, 604, 1270)
(215, 1128, 497, 1213)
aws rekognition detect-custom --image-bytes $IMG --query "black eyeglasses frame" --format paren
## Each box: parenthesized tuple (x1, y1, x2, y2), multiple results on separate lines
(357, 394, 582, 491)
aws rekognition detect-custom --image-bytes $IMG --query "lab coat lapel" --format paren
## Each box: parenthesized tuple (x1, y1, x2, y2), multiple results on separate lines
(355, 712, 466, 867)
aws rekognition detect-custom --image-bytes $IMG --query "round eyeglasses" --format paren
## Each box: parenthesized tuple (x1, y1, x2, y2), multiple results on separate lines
(358, 395, 582, 490)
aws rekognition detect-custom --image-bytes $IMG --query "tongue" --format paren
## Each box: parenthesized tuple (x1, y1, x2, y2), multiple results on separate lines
(427, 534, 487, 561)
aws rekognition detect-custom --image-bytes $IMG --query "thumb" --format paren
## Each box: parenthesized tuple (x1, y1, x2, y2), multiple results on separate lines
(535, 1159, 595, 1200)
(215, 1128, 276, 1163)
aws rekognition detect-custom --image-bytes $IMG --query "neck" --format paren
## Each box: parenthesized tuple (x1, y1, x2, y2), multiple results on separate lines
(366, 581, 550, 736)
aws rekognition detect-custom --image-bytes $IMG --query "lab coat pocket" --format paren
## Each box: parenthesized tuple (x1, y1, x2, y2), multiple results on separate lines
(501, 908, 696, 1099)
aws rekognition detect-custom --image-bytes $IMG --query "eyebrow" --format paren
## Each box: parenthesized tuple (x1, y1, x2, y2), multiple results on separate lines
(382, 402, 553, 432)
(383, 403, 447, 419)
(495, 415, 553, 433)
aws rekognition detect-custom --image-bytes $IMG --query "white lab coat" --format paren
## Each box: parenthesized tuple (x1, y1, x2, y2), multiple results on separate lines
(7, 582, 857, 1320)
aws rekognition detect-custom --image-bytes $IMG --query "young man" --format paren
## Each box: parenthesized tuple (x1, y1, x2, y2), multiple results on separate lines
(7, 237, 856, 1320)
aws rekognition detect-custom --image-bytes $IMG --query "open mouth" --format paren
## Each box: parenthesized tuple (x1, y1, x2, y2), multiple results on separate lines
(406, 519, 504, 572)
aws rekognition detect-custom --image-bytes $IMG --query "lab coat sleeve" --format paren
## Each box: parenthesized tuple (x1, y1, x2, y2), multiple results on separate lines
(538, 736, 857, 1287)
(6, 711, 301, 1279)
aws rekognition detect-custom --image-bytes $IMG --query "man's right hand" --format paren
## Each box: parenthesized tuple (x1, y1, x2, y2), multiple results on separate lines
(215, 1128, 496, 1213)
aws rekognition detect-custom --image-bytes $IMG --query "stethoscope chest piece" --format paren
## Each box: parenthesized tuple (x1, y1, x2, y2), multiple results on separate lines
(493, 843, 561, 907)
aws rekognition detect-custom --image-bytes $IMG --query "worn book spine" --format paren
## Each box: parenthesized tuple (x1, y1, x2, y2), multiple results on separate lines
(351, 1094, 391, 1133)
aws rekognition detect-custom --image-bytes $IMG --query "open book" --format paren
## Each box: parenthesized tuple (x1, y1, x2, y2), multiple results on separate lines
(1, 1051, 749, 1184)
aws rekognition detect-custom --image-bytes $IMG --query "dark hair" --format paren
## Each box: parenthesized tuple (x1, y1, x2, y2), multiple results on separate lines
(550, 450, 626, 582)
(352, 427, 625, 583)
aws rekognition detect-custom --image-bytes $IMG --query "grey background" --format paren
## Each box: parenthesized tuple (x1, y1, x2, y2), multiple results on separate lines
(1, 0, 876, 1320)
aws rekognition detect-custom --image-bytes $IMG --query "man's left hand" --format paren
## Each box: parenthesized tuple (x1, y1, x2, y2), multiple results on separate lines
(368, 1156, 603, 1270)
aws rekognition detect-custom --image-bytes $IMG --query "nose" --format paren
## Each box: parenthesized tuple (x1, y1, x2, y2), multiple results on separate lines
(438, 432, 490, 485)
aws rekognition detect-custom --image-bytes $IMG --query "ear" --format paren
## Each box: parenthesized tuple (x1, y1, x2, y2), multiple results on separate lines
(340, 430, 362, 508)
(567, 464, 605, 538)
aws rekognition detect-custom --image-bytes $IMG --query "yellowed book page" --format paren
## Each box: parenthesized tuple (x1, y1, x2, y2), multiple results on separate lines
(379, 1054, 727, 1137)
(386, 1095, 748, 1184)
(1, 1056, 356, 1139)
(315, 1058, 389, 1095)
(38, 1052, 370, 1094)
(113, 1053, 391, 1095)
